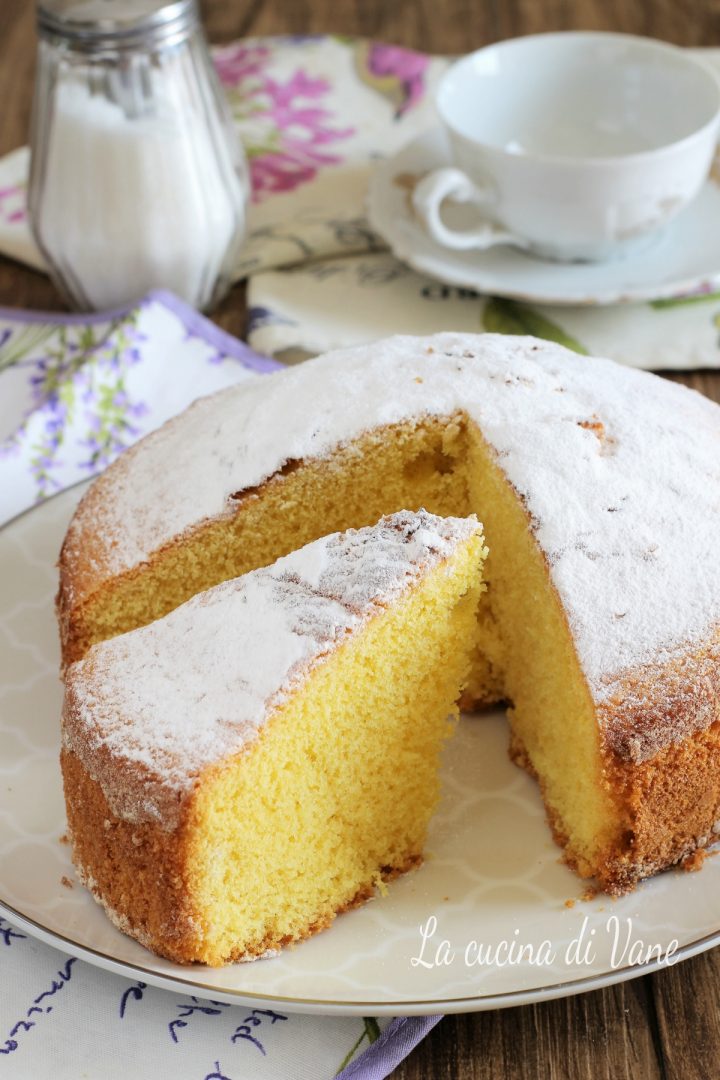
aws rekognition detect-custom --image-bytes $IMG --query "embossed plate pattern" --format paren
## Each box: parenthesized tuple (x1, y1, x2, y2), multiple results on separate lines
(2, 483, 720, 1015)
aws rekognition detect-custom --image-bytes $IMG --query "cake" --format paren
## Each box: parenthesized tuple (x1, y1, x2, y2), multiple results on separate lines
(57, 332, 720, 897)
(61, 510, 486, 965)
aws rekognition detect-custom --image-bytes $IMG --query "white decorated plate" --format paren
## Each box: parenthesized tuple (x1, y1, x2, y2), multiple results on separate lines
(368, 127, 720, 307)
(2, 483, 720, 1016)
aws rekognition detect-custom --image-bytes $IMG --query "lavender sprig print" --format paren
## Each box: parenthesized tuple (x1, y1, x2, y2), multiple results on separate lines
(1, 311, 149, 502)
(0, 324, 56, 374)
(76, 319, 148, 473)
(1, 293, 270, 526)
(19, 324, 89, 498)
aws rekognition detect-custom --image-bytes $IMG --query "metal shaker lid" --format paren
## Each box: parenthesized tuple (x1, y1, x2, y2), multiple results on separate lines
(37, 0, 199, 50)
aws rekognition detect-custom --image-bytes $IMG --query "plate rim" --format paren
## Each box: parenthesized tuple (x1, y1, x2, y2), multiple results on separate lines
(367, 127, 720, 308)
(3, 893, 720, 1017)
(3, 483, 720, 1016)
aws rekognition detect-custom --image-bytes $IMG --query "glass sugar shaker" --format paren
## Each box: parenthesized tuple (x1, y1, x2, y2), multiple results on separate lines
(29, 0, 249, 312)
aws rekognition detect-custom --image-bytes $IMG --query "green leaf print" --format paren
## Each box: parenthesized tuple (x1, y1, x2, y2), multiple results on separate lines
(363, 1016, 381, 1042)
(335, 1016, 382, 1074)
(483, 297, 588, 354)
(11, 311, 144, 501)
(650, 290, 720, 309)
(0, 323, 57, 374)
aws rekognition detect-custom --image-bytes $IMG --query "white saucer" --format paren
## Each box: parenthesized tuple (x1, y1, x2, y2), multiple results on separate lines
(368, 128, 720, 307)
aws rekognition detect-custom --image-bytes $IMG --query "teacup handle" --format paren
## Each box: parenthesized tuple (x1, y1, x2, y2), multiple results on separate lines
(412, 167, 528, 252)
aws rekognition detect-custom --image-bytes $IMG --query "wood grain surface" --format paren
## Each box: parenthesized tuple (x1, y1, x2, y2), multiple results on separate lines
(3, 2, 720, 1077)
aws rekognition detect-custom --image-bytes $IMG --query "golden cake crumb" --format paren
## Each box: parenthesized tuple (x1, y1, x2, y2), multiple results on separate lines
(681, 850, 707, 873)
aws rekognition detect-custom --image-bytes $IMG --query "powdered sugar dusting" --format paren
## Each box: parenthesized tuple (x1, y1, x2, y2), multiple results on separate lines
(64, 332, 720, 704)
(62, 510, 481, 827)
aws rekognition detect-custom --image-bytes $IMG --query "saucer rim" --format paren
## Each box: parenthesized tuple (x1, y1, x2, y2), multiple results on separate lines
(367, 126, 720, 307)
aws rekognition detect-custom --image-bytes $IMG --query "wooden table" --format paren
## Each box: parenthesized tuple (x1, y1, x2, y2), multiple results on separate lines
(2, 2, 719, 1077)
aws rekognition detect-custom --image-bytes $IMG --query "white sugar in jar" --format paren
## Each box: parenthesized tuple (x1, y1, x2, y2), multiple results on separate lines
(29, 0, 248, 312)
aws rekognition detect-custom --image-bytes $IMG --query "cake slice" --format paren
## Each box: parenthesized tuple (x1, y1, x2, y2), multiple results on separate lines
(61, 510, 486, 965)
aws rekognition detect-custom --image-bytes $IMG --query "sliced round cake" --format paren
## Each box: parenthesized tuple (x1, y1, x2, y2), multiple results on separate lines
(57, 333, 720, 896)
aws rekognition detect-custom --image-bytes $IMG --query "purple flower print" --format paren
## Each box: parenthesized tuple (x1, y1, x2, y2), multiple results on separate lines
(0, 182, 27, 224)
(214, 43, 270, 88)
(214, 42, 354, 201)
(75, 320, 149, 473)
(250, 144, 334, 197)
(355, 42, 430, 118)
(2, 314, 150, 501)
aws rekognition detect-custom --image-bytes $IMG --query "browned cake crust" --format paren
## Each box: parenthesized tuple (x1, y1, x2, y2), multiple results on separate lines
(511, 692, 720, 895)
(599, 639, 720, 891)
(61, 747, 423, 965)
(602, 720, 720, 893)
(61, 748, 202, 963)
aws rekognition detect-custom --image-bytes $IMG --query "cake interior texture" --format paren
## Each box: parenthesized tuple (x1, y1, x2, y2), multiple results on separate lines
(63, 417, 624, 889)
(62, 515, 485, 965)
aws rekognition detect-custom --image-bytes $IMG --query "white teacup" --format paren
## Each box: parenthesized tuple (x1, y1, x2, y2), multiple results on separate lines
(412, 32, 720, 263)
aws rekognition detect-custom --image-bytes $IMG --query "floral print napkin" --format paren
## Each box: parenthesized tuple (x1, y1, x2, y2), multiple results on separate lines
(0, 290, 278, 524)
(244, 249, 720, 368)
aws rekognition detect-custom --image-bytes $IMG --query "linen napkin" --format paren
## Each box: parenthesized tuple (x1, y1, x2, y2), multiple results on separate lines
(2, 37, 720, 369)
(0, 290, 278, 523)
(0, 916, 440, 1078)
(0, 291, 441, 1079)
